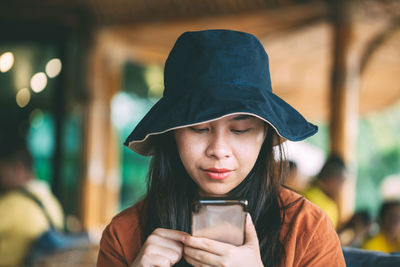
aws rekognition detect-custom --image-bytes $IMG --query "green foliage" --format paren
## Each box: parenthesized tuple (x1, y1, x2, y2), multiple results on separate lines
(355, 102, 400, 215)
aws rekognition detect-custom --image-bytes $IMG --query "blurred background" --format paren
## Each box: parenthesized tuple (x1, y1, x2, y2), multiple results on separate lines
(1, 0, 399, 265)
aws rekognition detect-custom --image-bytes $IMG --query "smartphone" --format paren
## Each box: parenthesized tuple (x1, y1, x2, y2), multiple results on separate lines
(191, 198, 248, 246)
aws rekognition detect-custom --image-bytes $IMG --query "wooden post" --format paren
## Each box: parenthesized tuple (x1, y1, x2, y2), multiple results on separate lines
(328, 0, 359, 223)
(81, 38, 122, 233)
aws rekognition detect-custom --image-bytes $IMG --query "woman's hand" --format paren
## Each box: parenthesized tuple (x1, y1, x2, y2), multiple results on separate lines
(130, 228, 186, 267)
(182, 214, 264, 267)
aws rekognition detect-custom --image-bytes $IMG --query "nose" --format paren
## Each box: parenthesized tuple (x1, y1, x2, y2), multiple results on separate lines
(205, 132, 232, 159)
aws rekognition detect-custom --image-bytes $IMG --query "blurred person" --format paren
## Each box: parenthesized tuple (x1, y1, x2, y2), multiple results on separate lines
(302, 155, 347, 229)
(0, 136, 64, 266)
(363, 200, 400, 253)
(338, 210, 374, 247)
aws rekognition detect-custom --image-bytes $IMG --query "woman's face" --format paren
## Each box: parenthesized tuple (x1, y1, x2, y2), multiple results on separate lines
(174, 114, 267, 197)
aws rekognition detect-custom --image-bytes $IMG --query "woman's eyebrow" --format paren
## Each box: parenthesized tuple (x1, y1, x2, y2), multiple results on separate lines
(229, 115, 254, 121)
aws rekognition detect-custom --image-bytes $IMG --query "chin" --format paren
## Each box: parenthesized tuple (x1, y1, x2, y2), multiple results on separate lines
(201, 187, 231, 197)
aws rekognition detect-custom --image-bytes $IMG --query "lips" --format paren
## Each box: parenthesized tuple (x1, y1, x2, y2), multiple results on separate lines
(203, 168, 232, 180)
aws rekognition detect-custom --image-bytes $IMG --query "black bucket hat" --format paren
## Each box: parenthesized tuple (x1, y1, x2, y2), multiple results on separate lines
(124, 29, 318, 156)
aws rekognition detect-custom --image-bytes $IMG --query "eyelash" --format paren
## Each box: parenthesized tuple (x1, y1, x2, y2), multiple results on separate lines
(190, 127, 208, 133)
(232, 129, 250, 134)
(189, 127, 250, 134)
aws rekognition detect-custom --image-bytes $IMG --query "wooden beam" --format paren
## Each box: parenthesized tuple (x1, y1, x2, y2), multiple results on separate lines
(81, 39, 122, 231)
(328, 0, 356, 162)
(328, 0, 359, 223)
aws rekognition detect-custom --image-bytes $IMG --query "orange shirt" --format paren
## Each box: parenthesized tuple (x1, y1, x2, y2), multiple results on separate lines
(97, 188, 345, 266)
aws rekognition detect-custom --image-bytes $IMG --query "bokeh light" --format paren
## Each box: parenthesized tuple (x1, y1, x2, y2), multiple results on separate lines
(45, 58, 62, 78)
(28, 110, 55, 158)
(144, 65, 164, 98)
(0, 51, 14, 72)
(16, 88, 31, 108)
(12, 48, 33, 90)
(29, 109, 44, 128)
(30, 72, 48, 93)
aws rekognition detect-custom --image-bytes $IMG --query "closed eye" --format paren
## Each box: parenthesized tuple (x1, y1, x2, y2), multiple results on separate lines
(231, 128, 251, 134)
(190, 127, 209, 133)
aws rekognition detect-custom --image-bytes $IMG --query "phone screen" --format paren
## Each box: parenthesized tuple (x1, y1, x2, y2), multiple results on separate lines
(191, 199, 248, 246)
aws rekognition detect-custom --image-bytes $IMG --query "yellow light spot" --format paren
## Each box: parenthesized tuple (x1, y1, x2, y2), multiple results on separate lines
(16, 88, 31, 108)
(0, 52, 14, 72)
(45, 58, 62, 78)
(145, 65, 164, 98)
(30, 72, 48, 93)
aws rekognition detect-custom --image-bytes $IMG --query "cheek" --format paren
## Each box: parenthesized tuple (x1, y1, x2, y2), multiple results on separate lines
(235, 141, 263, 170)
(175, 135, 203, 169)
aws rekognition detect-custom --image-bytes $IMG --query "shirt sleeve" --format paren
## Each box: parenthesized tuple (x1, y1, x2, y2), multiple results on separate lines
(298, 214, 346, 266)
(97, 223, 129, 267)
(96, 203, 144, 267)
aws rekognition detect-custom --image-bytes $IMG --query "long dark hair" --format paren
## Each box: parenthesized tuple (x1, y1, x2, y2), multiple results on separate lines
(141, 125, 288, 267)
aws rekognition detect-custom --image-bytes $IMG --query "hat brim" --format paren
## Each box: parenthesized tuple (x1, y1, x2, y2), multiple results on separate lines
(124, 84, 317, 156)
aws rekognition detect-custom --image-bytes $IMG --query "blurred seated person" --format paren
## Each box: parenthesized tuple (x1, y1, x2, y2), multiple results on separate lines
(283, 160, 307, 192)
(0, 137, 64, 266)
(338, 210, 374, 247)
(302, 155, 347, 229)
(363, 200, 400, 253)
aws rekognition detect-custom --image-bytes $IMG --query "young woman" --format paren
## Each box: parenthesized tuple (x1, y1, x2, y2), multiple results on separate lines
(97, 30, 346, 267)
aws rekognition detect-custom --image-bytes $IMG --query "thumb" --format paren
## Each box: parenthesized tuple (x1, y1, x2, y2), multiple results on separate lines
(244, 213, 259, 247)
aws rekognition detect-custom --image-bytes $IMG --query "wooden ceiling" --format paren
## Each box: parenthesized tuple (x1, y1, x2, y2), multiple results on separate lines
(1, 0, 399, 121)
(91, 1, 400, 121)
(1, 0, 316, 26)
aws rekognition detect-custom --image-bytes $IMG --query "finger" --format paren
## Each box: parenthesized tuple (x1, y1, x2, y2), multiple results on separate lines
(244, 213, 259, 246)
(140, 253, 175, 267)
(153, 228, 188, 242)
(147, 233, 183, 255)
(184, 253, 215, 267)
(182, 235, 232, 256)
(143, 243, 182, 264)
(183, 245, 220, 265)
